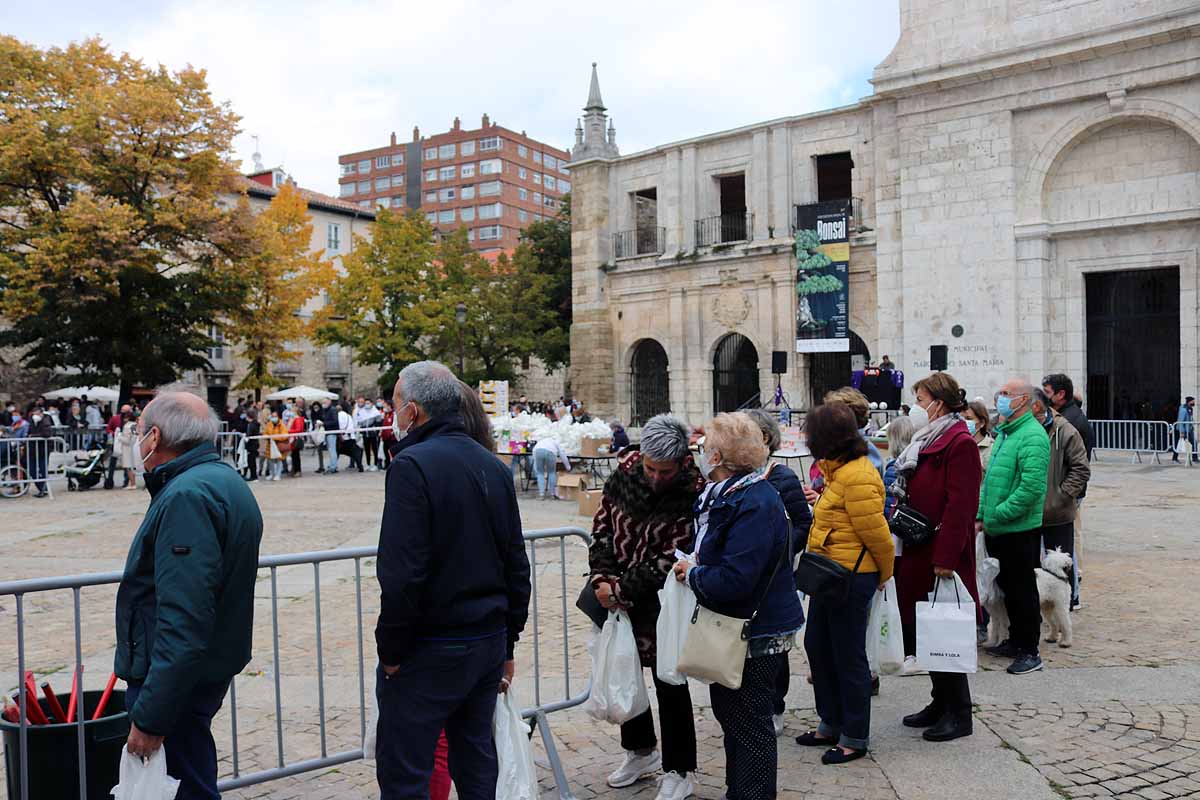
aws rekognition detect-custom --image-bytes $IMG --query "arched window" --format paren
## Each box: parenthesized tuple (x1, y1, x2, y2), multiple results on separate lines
(808, 331, 870, 407)
(712, 334, 760, 413)
(630, 340, 669, 426)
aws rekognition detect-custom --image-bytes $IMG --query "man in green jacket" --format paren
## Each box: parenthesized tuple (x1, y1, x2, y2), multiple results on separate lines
(115, 392, 263, 799)
(976, 378, 1050, 676)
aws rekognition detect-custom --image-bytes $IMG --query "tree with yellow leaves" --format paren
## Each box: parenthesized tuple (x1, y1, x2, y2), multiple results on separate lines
(0, 36, 256, 402)
(224, 183, 333, 399)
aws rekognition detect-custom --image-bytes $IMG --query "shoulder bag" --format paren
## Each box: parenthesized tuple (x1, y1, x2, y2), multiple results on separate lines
(889, 503, 937, 547)
(794, 546, 867, 602)
(677, 525, 789, 690)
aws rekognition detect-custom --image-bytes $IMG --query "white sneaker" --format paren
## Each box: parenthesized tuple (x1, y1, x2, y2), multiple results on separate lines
(773, 713, 785, 737)
(607, 750, 661, 788)
(655, 771, 694, 800)
(901, 656, 927, 676)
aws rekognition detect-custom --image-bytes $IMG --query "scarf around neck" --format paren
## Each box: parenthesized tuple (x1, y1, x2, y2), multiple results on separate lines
(893, 412, 962, 500)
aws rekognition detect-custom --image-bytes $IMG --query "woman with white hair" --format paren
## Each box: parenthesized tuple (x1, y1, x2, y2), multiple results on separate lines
(588, 414, 705, 800)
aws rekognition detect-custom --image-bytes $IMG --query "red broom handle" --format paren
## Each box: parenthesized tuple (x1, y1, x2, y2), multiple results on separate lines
(41, 683, 67, 724)
(91, 673, 118, 721)
(66, 667, 80, 723)
(22, 674, 49, 726)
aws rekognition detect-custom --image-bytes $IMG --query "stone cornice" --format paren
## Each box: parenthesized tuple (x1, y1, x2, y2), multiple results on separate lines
(1014, 208, 1200, 240)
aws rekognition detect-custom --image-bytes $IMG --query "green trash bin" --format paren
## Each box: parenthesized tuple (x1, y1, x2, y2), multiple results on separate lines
(1, 689, 129, 800)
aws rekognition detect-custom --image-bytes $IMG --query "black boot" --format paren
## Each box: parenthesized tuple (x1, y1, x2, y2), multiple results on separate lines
(903, 703, 944, 728)
(923, 712, 973, 742)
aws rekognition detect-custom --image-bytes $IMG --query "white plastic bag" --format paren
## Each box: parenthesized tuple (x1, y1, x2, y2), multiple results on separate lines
(655, 573, 697, 685)
(493, 691, 538, 800)
(584, 611, 650, 724)
(866, 578, 905, 675)
(363, 671, 380, 761)
(110, 745, 181, 800)
(915, 572, 978, 674)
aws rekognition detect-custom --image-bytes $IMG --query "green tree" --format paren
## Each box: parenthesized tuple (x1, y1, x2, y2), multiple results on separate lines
(0, 37, 256, 402)
(227, 183, 334, 400)
(519, 194, 571, 370)
(315, 209, 442, 389)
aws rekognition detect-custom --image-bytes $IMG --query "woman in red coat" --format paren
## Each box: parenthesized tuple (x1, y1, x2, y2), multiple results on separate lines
(892, 372, 981, 743)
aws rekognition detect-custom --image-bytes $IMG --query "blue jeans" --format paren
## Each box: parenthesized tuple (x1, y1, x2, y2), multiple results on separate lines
(376, 634, 506, 800)
(325, 433, 339, 471)
(125, 681, 229, 800)
(533, 450, 557, 497)
(804, 571, 878, 750)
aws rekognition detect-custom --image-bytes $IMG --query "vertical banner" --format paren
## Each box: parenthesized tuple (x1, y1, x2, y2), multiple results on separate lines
(795, 208, 850, 353)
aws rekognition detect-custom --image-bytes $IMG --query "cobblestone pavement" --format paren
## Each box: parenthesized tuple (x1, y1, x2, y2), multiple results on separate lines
(1, 456, 1197, 798)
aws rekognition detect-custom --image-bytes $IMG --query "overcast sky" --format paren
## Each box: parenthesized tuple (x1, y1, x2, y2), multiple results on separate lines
(7, 0, 901, 196)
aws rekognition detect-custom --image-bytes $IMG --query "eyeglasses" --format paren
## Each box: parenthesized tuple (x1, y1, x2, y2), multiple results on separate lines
(993, 391, 1028, 402)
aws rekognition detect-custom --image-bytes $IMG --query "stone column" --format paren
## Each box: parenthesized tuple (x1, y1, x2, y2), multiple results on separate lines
(568, 158, 617, 416)
(1015, 233, 1052, 384)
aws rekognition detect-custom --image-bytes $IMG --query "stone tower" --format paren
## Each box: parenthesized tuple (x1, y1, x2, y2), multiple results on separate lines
(567, 64, 619, 416)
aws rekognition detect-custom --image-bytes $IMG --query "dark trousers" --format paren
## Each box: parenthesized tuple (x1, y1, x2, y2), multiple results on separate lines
(986, 530, 1042, 655)
(338, 440, 363, 471)
(125, 681, 229, 800)
(290, 446, 302, 475)
(363, 432, 380, 466)
(376, 635, 505, 800)
(246, 450, 258, 481)
(619, 669, 697, 775)
(711, 655, 783, 800)
(1041, 521, 1076, 602)
(773, 656, 790, 715)
(927, 672, 972, 719)
(105, 455, 122, 488)
(805, 571, 877, 750)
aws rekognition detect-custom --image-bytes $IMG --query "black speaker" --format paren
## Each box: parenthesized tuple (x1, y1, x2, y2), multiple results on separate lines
(930, 345, 948, 372)
(771, 351, 788, 375)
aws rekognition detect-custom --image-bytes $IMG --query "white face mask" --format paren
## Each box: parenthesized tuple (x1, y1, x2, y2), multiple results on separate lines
(136, 428, 157, 472)
(697, 450, 721, 480)
(909, 403, 930, 432)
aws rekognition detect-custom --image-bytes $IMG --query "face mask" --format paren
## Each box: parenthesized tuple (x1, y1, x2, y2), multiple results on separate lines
(393, 403, 410, 439)
(136, 429, 157, 473)
(996, 395, 1015, 419)
(375, 402, 384, 409)
(270, 416, 279, 423)
(697, 450, 720, 480)
(31, 414, 43, 423)
(965, 419, 977, 436)
(1043, 410, 1054, 427)
(908, 403, 930, 432)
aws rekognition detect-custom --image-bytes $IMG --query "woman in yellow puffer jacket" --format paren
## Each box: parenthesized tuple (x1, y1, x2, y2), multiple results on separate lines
(796, 403, 894, 765)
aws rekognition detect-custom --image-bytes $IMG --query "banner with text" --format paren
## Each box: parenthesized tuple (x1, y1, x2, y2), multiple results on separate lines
(795, 209, 850, 353)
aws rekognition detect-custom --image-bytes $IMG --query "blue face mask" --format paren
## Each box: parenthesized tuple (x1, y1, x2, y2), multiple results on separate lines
(966, 419, 977, 436)
(996, 395, 1015, 418)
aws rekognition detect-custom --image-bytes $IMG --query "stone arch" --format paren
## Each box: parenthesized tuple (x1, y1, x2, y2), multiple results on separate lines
(627, 338, 670, 426)
(711, 332, 762, 413)
(1018, 97, 1200, 224)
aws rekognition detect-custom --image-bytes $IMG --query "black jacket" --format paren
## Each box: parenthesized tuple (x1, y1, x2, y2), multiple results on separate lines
(322, 403, 341, 431)
(765, 463, 812, 554)
(375, 415, 531, 664)
(244, 420, 261, 453)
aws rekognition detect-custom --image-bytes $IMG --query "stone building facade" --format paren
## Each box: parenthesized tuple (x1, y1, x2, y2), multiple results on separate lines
(569, 1, 1200, 425)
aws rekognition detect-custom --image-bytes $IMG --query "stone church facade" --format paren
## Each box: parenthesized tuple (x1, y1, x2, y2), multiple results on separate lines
(568, 0, 1200, 426)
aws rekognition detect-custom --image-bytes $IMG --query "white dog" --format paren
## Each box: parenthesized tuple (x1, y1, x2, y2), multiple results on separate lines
(1036, 548, 1074, 648)
(978, 544, 1073, 649)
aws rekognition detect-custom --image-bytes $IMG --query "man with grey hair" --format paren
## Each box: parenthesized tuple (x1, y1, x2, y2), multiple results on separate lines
(588, 413, 705, 798)
(115, 392, 263, 799)
(978, 377, 1050, 676)
(375, 362, 531, 799)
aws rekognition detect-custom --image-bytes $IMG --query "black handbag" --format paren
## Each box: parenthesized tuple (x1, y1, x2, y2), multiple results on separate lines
(575, 580, 608, 628)
(889, 503, 938, 547)
(794, 546, 867, 602)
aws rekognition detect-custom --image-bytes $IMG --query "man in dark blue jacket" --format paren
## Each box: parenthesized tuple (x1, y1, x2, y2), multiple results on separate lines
(116, 392, 262, 800)
(375, 361, 531, 800)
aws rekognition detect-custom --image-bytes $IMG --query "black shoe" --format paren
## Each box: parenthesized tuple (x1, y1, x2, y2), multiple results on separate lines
(795, 731, 838, 747)
(923, 712, 973, 742)
(1007, 653, 1044, 675)
(870, 675, 880, 696)
(821, 747, 868, 765)
(33, 491, 48, 498)
(903, 703, 944, 728)
(985, 640, 1020, 659)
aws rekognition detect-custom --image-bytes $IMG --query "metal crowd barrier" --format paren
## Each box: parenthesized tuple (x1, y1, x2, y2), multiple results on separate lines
(0, 526, 592, 800)
(0, 436, 70, 499)
(49, 426, 109, 453)
(1090, 419, 1173, 464)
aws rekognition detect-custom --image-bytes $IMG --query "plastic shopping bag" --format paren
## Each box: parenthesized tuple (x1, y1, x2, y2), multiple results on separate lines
(363, 670, 381, 761)
(110, 745, 181, 800)
(493, 691, 538, 800)
(866, 578, 905, 675)
(584, 611, 650, 724)
(655, 573, 697, 686)
(915, 572, 978, 674)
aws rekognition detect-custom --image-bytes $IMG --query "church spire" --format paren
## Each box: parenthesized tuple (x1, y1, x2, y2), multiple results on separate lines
(573, 62, 619, 161)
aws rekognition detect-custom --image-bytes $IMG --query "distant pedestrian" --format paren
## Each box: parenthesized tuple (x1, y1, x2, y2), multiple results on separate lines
(1173, 396, 1196, 463)
(321, 398, 341, 474)
(262, 412, 288, 482)
(243, 409, 261, 483)
(962, 400, 994, 473)
(532, 437, 570, 499)
(116, 392, 263, 799)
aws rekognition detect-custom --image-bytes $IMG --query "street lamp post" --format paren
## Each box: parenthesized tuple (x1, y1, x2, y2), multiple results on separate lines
(455, 302, 467, 376)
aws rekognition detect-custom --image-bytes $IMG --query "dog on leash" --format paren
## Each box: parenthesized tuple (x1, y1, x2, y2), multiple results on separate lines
(978, 545, 1073, 649)
(1036, 548, 1074, 648)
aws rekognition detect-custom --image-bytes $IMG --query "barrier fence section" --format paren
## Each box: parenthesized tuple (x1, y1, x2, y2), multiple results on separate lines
(1090, 419, 1173, 463)
(0, 526, 591, 800)
(0, 436, 70, 499)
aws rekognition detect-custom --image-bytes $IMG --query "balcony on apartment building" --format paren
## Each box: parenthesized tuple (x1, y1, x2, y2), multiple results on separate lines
(792, 197, 867, 236)
(695, 212, 754, 248)
(613, 226, 666, 260)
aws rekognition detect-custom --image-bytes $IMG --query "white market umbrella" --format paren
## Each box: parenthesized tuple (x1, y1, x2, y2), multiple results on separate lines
(264, 385, 339, 403)
(42, 386, 119, 403)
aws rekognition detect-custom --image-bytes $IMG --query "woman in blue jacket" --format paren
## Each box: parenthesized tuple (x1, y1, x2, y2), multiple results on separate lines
(674, 412, 805, 800)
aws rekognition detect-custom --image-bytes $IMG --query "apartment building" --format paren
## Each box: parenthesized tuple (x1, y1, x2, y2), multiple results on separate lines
(337, 115, 571, 253)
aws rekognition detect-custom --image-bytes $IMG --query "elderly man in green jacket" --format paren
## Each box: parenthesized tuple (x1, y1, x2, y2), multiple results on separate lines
(976, 378, 1050, 676)
(115, 392, 263, 799)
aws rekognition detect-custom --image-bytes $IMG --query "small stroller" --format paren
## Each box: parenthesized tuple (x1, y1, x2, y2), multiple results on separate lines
(66, 447, 108, 491)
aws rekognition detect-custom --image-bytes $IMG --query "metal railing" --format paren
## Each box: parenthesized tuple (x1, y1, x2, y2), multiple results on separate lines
(695, 212, 753, 247)
(0, 526, 592, 800)
(613, 227, 665, 259)
(48, 425, 110, 452)
(1090, 419, 1173, 464)
(0, 436, 70, 498)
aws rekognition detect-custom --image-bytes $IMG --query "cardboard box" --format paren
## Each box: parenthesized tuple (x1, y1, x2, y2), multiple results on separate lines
(580, 436, 612, 458)
(578, 488, 603, 519)
(556, 473, 589, 503)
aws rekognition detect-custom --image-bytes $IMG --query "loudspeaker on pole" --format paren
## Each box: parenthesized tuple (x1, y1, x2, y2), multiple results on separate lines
(930, 345, 948, 372)
(771, 351, 788, 375)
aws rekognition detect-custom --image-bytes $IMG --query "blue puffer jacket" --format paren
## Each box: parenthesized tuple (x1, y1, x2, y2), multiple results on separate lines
(765, 463, 812, 554)
(688, 476, 804, 639)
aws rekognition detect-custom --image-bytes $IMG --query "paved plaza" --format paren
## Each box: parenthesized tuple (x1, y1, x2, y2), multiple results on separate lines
(1, 455, 1198, 799)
